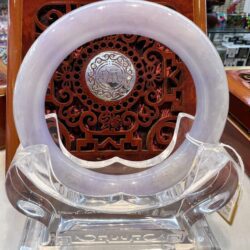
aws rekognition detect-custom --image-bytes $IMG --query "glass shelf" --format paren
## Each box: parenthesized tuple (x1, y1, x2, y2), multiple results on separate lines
(208, 27, 250, 34)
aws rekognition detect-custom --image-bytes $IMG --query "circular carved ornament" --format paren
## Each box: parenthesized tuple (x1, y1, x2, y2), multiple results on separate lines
(85, 51, 136, 101)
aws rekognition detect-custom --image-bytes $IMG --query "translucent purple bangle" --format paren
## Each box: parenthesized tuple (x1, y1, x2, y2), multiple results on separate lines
(13, 0, 229, 196)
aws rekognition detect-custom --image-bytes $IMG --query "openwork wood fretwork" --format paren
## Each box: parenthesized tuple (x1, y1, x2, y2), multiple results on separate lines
(23, 1, 197, 162)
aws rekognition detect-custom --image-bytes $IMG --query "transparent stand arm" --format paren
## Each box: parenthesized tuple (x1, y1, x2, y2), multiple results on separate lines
(5, 113, 240, 223)
(5, 113, 242, 250)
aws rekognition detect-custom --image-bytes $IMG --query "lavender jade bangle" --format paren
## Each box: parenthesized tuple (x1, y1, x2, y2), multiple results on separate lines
(13, 0, 229, 196)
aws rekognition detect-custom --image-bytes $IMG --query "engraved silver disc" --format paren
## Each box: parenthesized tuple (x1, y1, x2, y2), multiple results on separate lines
(85, 51, 136, 101)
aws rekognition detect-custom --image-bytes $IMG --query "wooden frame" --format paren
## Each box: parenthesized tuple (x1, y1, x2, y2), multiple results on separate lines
(6, 0, 206, 168)
(6, 0, 23, 167)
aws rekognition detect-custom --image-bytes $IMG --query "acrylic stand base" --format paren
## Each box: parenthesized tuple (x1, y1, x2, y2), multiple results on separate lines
(20, 215, 220, 250)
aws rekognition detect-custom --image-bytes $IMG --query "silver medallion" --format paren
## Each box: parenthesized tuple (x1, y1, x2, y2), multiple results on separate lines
(85, 51, 136, 101)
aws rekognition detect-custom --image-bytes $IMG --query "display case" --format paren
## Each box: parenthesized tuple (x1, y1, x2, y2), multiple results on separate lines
(209, 28, 250, 67)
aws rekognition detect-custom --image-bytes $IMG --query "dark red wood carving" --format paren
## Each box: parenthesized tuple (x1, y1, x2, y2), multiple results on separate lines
(24, 1, 196, 161)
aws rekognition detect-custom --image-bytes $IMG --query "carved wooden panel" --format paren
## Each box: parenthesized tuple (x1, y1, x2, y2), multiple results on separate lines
(22, 0, 205, 56)
(22, 0, 197, 161)
(45, 34, 195, 161)
(7, 0, 206, 167)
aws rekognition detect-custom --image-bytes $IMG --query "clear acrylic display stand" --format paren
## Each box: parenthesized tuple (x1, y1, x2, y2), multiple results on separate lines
(6, 113, 241, 250)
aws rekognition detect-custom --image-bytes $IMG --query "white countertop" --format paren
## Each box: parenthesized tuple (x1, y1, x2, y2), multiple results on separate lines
(0, 150, 26, 250)
(0, 149, 249, 250)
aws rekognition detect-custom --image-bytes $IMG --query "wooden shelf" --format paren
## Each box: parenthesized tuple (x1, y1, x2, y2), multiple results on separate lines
(226, 68, 250, 133)
(0, 85, 6, 96)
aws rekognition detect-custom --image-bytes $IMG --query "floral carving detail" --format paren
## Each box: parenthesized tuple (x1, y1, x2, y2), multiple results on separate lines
(145, 64, 162, 89)
(55, 63, 75, 88)
(99, 112, 123, 131)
